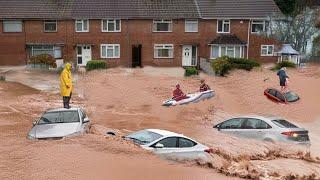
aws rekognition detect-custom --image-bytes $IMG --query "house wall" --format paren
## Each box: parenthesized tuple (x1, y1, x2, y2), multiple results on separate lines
(0, 20, 26, 65)
(0, 19, 279, 66)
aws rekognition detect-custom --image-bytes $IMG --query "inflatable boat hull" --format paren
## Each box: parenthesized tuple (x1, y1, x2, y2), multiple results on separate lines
(162, 90, 215, 107)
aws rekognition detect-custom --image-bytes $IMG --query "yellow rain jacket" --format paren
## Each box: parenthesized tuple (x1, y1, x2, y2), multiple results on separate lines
(60, 63, 73, 97)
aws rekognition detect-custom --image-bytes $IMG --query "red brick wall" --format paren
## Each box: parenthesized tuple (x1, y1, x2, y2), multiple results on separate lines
(0, 19, 280, 66)
(0, 20, 26, 65)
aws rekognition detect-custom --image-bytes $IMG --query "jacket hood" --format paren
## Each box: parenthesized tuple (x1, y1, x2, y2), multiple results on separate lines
(65, 63, 72, 71)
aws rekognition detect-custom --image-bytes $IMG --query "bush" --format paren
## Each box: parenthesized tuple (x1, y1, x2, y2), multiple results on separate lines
(211, 56, 260, 76)
(212, 56, 232, 76)
(184, 67, 198, 76)
(85, 60, 107, 71)
(29, 54, 56, 68)
(271, 61, 296, 71)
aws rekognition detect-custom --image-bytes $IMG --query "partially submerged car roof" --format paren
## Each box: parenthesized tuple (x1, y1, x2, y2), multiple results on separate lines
(146, 129, 182, 137)
(46, 107, 81, 113)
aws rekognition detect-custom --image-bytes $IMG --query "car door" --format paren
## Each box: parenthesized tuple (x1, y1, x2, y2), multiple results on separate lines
(267, 89, 279, 102)
(239, 118, 272, 140)
(217, 118, 246, 136)
(79, 109, 90, 133)
(275, 90, 286, 103)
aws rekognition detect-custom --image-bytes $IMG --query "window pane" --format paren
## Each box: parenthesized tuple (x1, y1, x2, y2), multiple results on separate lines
(268, 46, 273, 55)
(54, 47, 61, 58)
(116, 20, 120, 31)
(3, 21, 22, 32)
(101, 46, 106, 57)
(221, 46, 226, 56)
(157, 23, 169, 31)
(77, 46, 82, 55)
(220, 118, 245, 129)
(114, 46, 120, 57)
(107, 48, 113, 57)
(186, 20, 198, 32)
(235, 47, 241, 58)
(108, 21, 115, 31)
(102, 20, 108, 30)
(224, 23, 230, 32)
(218, 20, 223, 32)
(157, 137, 178, 148)
(76, 22, 82, 31)
(211, 46, 219, 58)
(83, 20, 88, 31)
(252, 24, 264, 33)
(60, 111, 80, 123)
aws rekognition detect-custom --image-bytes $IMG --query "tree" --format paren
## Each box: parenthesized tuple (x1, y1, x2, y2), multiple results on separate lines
(266, 7, 320, 55)
(312, 35, 320, 55)
(274, 0, 296, 16)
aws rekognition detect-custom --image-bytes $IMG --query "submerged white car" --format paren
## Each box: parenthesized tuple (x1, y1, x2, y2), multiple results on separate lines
(124, 129, 211, 161)
(214, 115, 310, 145)
(28, 108, 90, 140)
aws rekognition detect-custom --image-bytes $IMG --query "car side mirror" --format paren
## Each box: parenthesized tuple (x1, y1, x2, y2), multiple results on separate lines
(214, 124, 221, 131)
(83, 117, 90, 123)
(154, 143, 164, 148)
(32, 120, 37, 126)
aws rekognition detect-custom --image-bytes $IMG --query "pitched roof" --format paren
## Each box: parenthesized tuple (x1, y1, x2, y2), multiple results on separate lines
(210, 34, 247, 45)
(0, 0, 199, 19)
(197, 0, 282, 19)
(0, 0, 282, 19)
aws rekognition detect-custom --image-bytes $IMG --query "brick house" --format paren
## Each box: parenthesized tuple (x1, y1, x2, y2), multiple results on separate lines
(0, 0, 282, 67)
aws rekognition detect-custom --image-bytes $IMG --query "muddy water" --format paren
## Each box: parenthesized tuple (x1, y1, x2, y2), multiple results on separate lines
(1, 65, 320, 179)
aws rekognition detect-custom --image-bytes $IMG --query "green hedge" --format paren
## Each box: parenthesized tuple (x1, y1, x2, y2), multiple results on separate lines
(85, 60, 107, 71)
(184, 67, 198, 76)
(212, 56, 260, 76)
(271, 61, 296, 71)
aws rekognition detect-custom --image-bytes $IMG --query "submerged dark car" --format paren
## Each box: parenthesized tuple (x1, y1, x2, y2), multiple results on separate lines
(264, 88, 300, 104)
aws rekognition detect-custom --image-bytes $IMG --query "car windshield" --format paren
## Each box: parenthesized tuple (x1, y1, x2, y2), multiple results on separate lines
(272, 119, 298, 128)
(125, 130, 163, 145)
(37, 111, 80, 125)
(284, 92, 299, 102)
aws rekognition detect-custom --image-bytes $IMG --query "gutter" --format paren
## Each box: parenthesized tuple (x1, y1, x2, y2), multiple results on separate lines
(247, 19, 251, 58)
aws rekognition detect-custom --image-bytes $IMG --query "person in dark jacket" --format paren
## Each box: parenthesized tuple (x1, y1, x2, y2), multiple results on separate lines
(277, 67, 289, 92)
(199, 79, 211, 92)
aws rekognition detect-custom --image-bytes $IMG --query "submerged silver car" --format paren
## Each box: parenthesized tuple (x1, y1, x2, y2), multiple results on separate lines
(213, 115, 310, 144)
(28, 108, 90, 140)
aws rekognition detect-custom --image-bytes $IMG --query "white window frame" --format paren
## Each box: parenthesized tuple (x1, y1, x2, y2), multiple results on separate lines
(185, 19, 198, 32)
(101, 19, 121, 32)
(75, 19, 89, 32)
(217, 19, 230, 33)
(154, 44, 174, 58)
(153, 20, 172, 32)
(44, 20, 57, 32)
(100, 44, 120, 58)
(210, 45, 243, 59)
(261, 45, 274, 56)
(251, 20, 266, 33)
(3, 20, 23, 32)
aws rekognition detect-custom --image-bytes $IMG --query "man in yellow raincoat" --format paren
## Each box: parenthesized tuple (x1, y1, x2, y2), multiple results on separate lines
(60, 63, 73, 109)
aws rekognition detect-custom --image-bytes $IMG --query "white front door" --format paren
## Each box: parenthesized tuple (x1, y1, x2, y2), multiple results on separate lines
(182, 45, 192, 66)
(77, 45, 92, 66)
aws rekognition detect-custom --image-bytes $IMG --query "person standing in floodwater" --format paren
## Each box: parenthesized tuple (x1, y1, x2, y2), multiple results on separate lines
(277, 67, 289, 92)
(60, 63, 73, 109)
(199, 79, 211, 92)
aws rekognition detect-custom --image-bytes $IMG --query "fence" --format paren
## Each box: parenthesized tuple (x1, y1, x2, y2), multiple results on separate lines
(199, 58, 215, 75)
(308, 56, 320, 63)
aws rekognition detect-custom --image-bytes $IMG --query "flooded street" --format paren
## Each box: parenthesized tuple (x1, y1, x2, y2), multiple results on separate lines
(1, 65, 320, 179)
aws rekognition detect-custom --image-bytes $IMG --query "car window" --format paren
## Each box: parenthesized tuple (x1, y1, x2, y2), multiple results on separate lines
(60, 111, 80, 123)
(126, 130, 163, 145)
(38, 112, 60, 125)
(242, 118, 271, 129)
(284, 92, 299, 102)
(178, 138, 197, 148)
(275, 91, 285, 102)
(79, 110, 85, 121)
(220, 118, 245, 129)
(156, 137, 178, 148)
(272, 119, 298, 128)
(268, 89, 276, 96)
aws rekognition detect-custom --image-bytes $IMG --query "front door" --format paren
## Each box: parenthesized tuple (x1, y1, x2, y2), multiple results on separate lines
(77, 45, 92, 66)
(132, 44, 142, 67)
(182, 45, 197, 66)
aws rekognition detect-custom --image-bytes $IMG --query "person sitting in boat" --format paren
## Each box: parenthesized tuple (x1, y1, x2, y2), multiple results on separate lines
(199, 79, 211, 92)
(173, 84, 187, 101)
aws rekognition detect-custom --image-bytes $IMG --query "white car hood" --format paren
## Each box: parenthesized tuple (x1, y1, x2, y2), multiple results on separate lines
(33, 123, 80, 139)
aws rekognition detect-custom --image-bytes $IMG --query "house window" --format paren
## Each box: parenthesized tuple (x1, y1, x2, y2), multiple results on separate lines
(251, 20, 267, 33)
(44, 20, 57, 32)
(154, 44, 174, 58)
(153, 20, 172, 32)
(30, 45, 61, 58)
(217, 20, 230, 33)
(75, 19, 89, 32)
(185, 20, 198, 32)
(102, 19, 121, 32)
(210, 45, 243, 59)
(101, 44, 120, 58)
(3, 20, 22, 32)
(261, 45, 274, 56)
